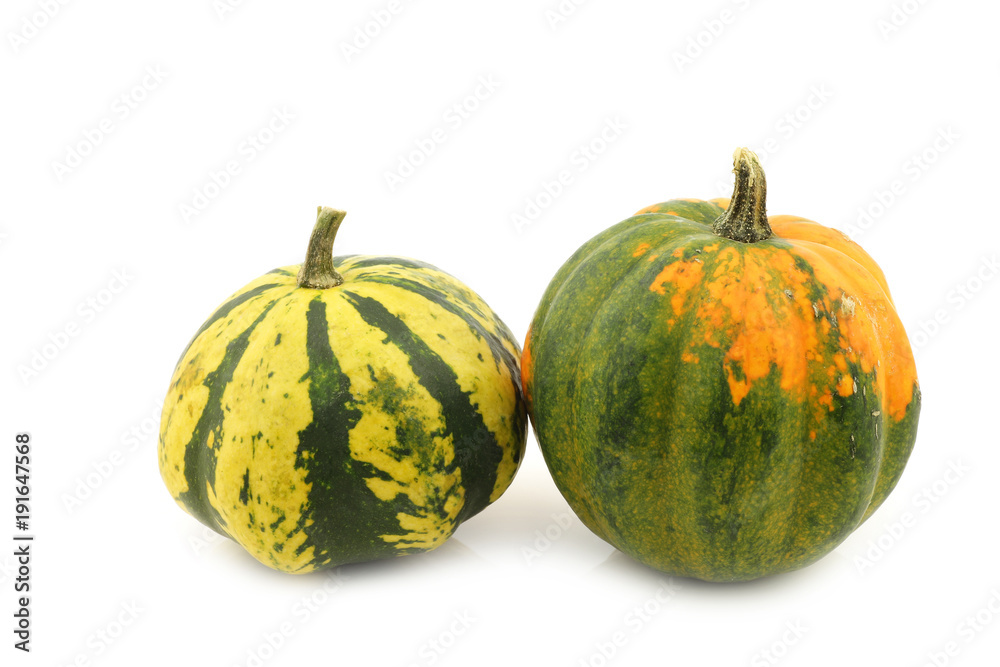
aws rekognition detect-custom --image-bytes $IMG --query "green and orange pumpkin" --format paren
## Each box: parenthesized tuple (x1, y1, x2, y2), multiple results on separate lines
(522, 149, 920, 581)
(159, 207, 526, 573)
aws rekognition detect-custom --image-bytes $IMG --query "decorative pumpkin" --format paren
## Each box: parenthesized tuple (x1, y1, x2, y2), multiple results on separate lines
(522, 149, 920, 581)
(159, 207, 526, 573)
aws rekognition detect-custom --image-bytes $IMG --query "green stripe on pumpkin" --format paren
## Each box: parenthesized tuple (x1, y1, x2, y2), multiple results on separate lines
(292, 296, 408, 568)
(187, 283, 284, 349)
(357, 273, 519, 378)
(340, 256, 497, 324)
(177, 296, 286, 531)
(343, 290, 503, 523)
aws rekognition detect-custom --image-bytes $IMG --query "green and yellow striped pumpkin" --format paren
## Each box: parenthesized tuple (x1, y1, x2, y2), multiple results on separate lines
(522, 149, 921, 581)
(159, 208, 526, 573)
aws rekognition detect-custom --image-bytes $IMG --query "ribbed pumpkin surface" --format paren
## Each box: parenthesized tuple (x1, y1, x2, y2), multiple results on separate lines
(522, 196, 920, 581)
(159, 255, 526, 573)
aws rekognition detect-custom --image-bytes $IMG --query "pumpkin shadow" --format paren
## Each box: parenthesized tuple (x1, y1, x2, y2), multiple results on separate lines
(589, 548, 821, 595)
(204, 531, 484, 589)
(337, 537, 488, 579)
(294, 537, 486, 583)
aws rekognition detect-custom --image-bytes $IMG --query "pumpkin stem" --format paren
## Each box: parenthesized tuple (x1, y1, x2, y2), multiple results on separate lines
(297, 207, 347, 289)
(712, 148, 772, 243)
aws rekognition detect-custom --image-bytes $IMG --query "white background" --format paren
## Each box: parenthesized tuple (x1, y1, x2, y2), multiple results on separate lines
(2, 1, 998, 665)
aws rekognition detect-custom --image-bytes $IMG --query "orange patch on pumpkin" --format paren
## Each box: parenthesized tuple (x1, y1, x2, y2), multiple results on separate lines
(635, 218, 916, 421)
(837, 375, 855, 397)
(695, 249, 816, 407)
(771, 216, 894, 303)
(649, 258, 705, 316)
(520, 325, 534, 405)
(632, 243, 651, 257)
(787, 241, 917, 420)
(833, 353, 848, 373)
(681, 351, 699, 364)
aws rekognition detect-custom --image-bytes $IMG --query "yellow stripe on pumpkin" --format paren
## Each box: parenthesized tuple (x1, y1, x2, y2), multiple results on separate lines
(345, 279, 522, 503)
(321, 289, 464, 552)
(158, 279, 294, 501)
(206, 294, 316, 572)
